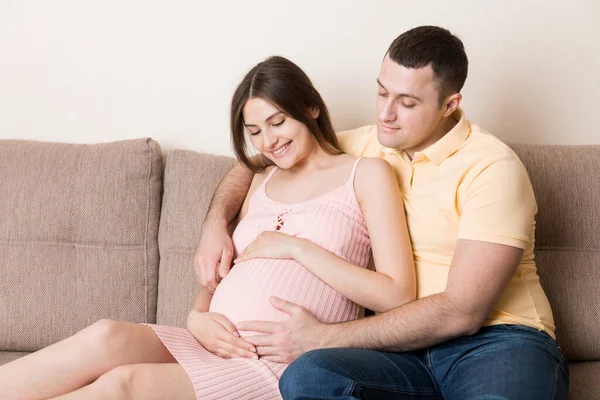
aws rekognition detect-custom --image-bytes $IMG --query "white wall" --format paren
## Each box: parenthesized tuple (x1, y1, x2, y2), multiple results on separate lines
(0, 0, 598, 155)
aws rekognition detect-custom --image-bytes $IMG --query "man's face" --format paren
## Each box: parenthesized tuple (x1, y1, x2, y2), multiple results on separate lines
(376, 55, 448, 155)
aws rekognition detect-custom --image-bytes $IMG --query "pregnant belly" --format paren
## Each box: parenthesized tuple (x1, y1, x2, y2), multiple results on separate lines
(209, 258, 360, 331)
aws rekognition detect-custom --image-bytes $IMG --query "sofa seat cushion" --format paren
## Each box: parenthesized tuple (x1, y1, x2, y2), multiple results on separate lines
(569, 361, 600, 399)
(0, 351, 29, 366)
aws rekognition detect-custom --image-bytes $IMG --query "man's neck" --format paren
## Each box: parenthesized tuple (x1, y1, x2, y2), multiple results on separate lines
(404, 115, 459, 160)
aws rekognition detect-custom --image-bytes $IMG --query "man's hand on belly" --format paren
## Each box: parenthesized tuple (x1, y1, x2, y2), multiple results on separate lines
(236, 297, 327, 364)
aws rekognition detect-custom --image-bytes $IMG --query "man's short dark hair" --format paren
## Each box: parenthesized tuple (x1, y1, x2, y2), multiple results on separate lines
(387, 26, 468, 104)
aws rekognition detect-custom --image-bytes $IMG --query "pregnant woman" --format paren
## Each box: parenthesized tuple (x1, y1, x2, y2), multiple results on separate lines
(0, 56, 416, 400)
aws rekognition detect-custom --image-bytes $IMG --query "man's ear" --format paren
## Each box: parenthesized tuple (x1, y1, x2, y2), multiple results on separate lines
(442, 93, 462, 117)
(309, 106, 320, 119)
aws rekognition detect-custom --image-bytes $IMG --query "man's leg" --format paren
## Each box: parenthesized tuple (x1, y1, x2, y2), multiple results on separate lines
(432, 325, 569, 400)
(280, 348, 442, 399)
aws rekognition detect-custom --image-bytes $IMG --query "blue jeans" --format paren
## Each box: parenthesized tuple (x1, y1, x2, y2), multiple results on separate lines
(279, 325, 569, 399)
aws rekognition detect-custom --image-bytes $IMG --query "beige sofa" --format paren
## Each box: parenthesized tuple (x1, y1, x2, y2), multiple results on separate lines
(0, 138, 598, 399)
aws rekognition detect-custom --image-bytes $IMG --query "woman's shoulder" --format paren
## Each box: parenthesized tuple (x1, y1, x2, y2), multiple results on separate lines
(332, 155, 393, 184)
(355, 157, 393, 177)
(237, 165, 275, 221)
(354, 157, 397, 198)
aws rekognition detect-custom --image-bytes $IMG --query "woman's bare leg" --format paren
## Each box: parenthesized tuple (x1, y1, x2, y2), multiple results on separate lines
(0, 320, 174, 400)
(49, 363, 195, 400)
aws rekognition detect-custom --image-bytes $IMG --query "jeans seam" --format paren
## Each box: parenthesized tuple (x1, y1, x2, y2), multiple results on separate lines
(343, 380, 357, 397)
(547, 358, 559, 399)
(426, 349, 433, 371)
(355, 381, 439, 395)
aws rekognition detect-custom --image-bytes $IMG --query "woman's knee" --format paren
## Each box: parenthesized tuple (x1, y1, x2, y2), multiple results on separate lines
(80, 319, 132, 354)
(91, 365, 135, 399)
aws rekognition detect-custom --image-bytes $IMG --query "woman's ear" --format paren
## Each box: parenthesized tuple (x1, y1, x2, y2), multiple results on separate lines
(309, 107, 320, 119)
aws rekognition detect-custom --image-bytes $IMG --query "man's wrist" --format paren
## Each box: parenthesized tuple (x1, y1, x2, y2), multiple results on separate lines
(316, 322, 341, 349)
(203, 214, 229, 231)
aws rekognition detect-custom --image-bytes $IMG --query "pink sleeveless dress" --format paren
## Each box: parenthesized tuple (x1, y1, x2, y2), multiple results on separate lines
(148, 157, 372, 399)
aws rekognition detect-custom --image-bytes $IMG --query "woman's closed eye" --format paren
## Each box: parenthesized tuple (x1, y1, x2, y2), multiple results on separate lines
(247, 118, 285, 135)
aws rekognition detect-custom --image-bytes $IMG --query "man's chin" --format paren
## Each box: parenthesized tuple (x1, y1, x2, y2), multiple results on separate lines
(377, 131, 404, 150)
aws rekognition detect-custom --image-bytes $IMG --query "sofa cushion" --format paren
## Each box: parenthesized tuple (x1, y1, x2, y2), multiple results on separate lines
(0, 352, 29, 366)
(568, 361, 600, 399)
(0, 139, 162, 352)
(512, 145, 600, 361)
(156, 150, 236, 327)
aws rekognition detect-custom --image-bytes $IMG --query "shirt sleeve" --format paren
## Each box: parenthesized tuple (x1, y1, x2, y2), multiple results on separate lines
(457, 156, 537, 250)
(335, 126, 376, 157)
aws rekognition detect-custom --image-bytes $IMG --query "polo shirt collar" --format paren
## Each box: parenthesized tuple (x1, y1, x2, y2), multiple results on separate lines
(419, 108, 470, 166)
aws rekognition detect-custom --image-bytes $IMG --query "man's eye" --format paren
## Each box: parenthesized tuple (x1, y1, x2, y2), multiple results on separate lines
(378, 92, 388, 97)
(403, 103, 416, 109)
(273, 119, 285, 127)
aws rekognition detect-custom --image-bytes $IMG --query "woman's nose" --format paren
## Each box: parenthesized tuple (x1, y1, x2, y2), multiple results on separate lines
(262, 129, 279, 148)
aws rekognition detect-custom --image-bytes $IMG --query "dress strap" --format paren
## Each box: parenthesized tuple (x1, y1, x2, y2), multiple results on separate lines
(245, 166, 279, 212)
(262, 166, 279, 186)
(346, 157, 364, 185)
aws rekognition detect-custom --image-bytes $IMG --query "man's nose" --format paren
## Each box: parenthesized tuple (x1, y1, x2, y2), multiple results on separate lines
(379, 99, 397, 122)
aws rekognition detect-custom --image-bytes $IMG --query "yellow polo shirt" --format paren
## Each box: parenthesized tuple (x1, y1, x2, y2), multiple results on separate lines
(338, 109, 556, 338)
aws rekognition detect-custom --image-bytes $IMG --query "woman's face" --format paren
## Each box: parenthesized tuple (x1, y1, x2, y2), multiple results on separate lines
(242, 97, 318, 170)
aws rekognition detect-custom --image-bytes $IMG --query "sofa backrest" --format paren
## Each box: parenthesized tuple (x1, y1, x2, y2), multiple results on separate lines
(0, 139, 163, 352)
(156, 150, 236, 327)
(512, 144, 600, 361)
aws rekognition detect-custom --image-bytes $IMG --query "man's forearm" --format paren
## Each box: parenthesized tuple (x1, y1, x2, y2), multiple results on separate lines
(323, 292, 478, 352)
(204, 163, 254, 226)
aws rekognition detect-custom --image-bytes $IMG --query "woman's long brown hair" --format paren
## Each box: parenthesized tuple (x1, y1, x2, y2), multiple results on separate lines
(230, 56, 341, 173)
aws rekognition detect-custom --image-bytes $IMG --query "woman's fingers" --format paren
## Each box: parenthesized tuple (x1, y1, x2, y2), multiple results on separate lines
(210, 313, 257, 354)
(214, 348, 240, 359)
(234, 248, 253, 263)
(211, 313, 239, 335)
(217, 339, 258, 359)
(254, 346, 279, 357)
(259, 355, 286, 363)
(219, 332, 257, 354)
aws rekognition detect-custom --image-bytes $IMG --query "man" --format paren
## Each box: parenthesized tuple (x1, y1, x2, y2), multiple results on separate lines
(195, 26, 569, 399)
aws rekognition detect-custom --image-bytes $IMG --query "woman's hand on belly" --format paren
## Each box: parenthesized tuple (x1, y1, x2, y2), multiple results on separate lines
(234, 231, 304, 263)
(186, 310, 258, 359)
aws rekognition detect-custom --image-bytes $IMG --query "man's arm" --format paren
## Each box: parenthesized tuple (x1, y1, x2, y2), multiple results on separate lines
(204, 163, 255, 229)
(194, 162, 254, 292)
(333, 155, 535, 350)
(322, 239, 523, 351)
